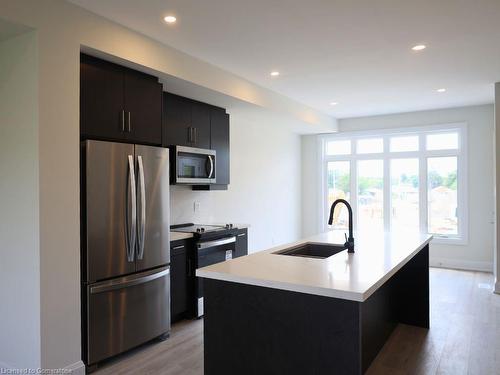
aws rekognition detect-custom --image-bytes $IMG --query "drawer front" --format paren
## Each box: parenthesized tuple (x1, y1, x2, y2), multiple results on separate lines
(86, 267, 170, 364)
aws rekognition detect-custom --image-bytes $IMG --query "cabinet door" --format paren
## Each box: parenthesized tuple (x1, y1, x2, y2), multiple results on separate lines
(234, 229, 248, 258)
(81, 55, 126, 141)
(171, 242, 189, 321)
(124, 71, 162, 145)
(191, 102, 211, 149)
(210, 108, 230, 185)
(163, 93, 192, 147)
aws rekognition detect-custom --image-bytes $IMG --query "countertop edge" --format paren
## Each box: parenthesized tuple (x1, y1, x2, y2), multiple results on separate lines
(170, 232, 194, 241)
(195, 269, 366, 302)
(196, 235, 433, 302)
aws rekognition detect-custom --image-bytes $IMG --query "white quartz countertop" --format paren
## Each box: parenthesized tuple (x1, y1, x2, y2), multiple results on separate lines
(196, 230, 432, 302)
(170, 232, 194, 241)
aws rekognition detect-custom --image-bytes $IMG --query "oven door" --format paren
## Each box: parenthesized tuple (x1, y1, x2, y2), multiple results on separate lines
(175, 146, 216, 184)
(195, 236, 236, 317)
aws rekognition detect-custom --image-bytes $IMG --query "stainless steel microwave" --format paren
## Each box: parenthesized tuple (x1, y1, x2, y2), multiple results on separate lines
(172, 146, 216, 184)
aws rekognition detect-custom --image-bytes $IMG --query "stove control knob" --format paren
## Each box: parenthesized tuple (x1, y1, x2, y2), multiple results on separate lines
(196, 228, 201, 233)
(200, 227, 205, 232)
(225, 224, 230, 229)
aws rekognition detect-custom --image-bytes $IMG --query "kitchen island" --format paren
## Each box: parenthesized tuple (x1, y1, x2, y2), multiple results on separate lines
(197, 230, 432, 375)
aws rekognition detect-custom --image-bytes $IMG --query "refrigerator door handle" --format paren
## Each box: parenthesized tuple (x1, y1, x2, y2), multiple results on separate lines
(127, 154, 137, 262)
(137, 155, 146, 260)
(90, 267, 170, 294)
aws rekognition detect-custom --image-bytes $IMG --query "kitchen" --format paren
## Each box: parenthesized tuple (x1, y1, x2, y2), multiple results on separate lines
(1, 1, 500, 374)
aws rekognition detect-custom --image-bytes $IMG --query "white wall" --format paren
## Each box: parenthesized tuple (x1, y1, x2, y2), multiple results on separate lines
(0, 31, 40, 369)
(301, 135, 320, 237)
(171, 107, 302, 252)
(302, 104, 495, 272)
(494, 83, 500, 293)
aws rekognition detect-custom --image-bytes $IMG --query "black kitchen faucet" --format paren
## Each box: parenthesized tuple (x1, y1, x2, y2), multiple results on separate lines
(328, 199, 355, 253)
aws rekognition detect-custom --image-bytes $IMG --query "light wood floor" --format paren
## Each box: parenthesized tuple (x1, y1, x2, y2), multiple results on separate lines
(94, 268, 500, 375)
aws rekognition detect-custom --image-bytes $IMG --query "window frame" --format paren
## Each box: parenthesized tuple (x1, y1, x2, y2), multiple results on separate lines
(318, 122, 468, 245)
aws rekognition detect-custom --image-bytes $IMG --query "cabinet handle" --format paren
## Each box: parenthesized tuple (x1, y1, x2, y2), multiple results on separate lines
(237, 233, 246, 237)
(187, 127, 192, 143)
(172, 245, 185, 250)
(127, 111, 131, 132)
(193, 127, 197, 144)
(121, 110, 125, 132)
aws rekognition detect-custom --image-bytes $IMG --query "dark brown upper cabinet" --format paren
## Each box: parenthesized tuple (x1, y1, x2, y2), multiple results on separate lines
(162, 93, 211, 149)
(80, 54, 162, 145)
(163, 92, 230, 189)
(193, 106, 230, 191)
(191, 101, 211, 149)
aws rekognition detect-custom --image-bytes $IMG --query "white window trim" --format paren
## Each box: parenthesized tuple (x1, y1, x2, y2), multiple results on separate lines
(318, 122, 468, 245)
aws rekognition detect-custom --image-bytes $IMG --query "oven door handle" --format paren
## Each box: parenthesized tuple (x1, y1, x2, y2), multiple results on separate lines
(197, 236, 236, 250)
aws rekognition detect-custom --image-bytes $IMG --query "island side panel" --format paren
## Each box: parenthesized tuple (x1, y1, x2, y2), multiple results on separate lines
(392, 243, 430, 328)
(204, 279, 363, 375)
(360, 244, 430, 371)
(360, 276, 398, 372)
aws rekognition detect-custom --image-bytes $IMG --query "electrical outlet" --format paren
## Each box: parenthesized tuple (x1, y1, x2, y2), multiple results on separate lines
(194, 201, 200, 213)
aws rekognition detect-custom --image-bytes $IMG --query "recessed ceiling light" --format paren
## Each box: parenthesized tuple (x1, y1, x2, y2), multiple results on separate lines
(164, 15, 177, 23)
(436, 88, 446, 93)
(329, 102, 338, 106)
(270, 71, 280, 77)
(412, 44, 426, 51)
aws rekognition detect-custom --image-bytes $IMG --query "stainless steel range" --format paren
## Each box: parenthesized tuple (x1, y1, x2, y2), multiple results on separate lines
(171, 223, 240, 317)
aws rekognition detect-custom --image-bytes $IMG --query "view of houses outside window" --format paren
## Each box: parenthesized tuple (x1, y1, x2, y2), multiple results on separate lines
(391, 158, 419, 232)
(322, 124, 466, 242)
(357, 159, 384, 231)
(327, 161, 350, 230)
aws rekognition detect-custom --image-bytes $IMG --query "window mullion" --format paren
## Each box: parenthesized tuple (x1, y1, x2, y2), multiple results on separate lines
(350, 159, 358, 232)
(383, 137, 391, 232)
(419, 134, 428, 233)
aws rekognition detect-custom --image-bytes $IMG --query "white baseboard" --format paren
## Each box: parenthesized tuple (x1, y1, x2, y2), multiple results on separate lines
(64, 360, 85, 375)
(430, 257, 493, 272)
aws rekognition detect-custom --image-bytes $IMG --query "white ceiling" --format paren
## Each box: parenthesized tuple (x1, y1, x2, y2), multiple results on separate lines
(69, 0, 500, 118)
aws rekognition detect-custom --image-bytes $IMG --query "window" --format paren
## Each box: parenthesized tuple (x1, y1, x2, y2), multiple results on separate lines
(327, 161, 350, 230)
(326, 140, 351, 155)
(391, 158, 419, 231)
(427, 157, 458, 235)
(357, 160, 384, 231)
(357, 138, 383, 154)
(426, 132, 458, 150)
(321, 123, 467, 244)
(390, 136, 419, 152)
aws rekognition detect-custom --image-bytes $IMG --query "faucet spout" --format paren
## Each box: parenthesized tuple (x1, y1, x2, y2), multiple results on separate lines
(328, 199, 354, 253)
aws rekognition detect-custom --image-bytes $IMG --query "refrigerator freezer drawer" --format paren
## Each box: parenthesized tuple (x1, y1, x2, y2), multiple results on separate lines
(86, 266, 171, 365)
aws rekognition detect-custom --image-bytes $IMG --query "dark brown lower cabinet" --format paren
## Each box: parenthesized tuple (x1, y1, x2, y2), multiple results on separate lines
(170, 239, 191, 322)
(234, 229, 248, 258)
(170, 230, 248, 323)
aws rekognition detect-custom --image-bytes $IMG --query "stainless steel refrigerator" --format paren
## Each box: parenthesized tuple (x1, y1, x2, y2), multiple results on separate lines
(81, 140, 170, 367)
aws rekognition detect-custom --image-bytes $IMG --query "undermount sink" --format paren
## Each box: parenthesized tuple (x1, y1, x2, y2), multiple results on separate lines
(273, 243, 347, 259)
